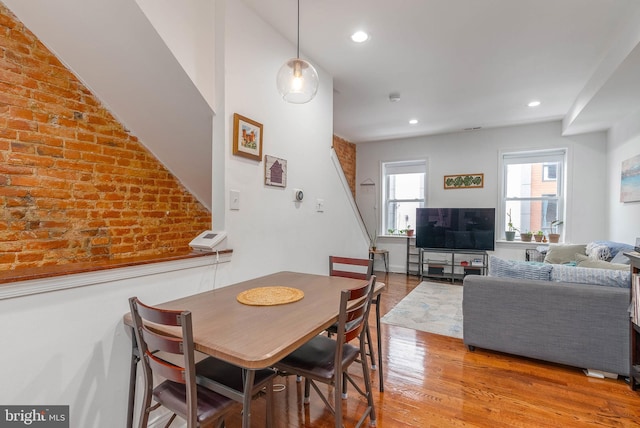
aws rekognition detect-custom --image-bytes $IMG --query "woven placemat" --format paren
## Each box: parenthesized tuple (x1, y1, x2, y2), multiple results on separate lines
(237, 286, 304, 306)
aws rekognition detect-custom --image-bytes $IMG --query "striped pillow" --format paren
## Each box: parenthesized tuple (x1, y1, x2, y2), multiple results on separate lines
(488, 256, 553, 281)
(551, 264, 631, 288)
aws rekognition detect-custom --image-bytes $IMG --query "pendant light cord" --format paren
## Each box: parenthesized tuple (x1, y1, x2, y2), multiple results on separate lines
(296, 0, 300, 59)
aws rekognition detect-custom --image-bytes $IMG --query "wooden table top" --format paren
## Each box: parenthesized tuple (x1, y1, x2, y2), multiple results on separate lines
(126, 271, 384, 369)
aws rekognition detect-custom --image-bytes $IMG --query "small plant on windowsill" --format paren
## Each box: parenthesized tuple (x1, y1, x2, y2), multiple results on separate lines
(534, 230, 544, 242)
(549, 220, 563, 243)
(405, 225, 414, 237)
(520, 230, 532, 242)
(505, 209, 518, 241)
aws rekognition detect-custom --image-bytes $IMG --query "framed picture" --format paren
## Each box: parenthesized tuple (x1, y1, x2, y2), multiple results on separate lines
(621, 154, 640, 202)
(233, 113, 263, 161)
(265, 155, 287, 187)
(444, 173, 484, 189)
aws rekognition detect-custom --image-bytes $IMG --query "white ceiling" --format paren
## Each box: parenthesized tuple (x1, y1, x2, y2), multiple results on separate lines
(243, 0, 640, 143)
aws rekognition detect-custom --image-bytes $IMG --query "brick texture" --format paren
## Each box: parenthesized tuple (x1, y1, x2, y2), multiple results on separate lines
(0, 4, 211, 270)
(332, 135, 356, 198)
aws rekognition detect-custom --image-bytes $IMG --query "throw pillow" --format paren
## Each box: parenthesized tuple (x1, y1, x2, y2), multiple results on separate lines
(590, 240, 635, 259)
(488, 256, 553, 281)
(575, 253, 630, 271)
(551, 263, 631, 288)
(610, 251, 631, 264)
(543, 244, 587, 265)
(586, 242, 611, 260)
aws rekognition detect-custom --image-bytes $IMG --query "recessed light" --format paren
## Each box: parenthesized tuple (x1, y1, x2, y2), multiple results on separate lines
(528, 100, 541, 107)
(351, 31, 369, 43)
(409, 119, 418, 125)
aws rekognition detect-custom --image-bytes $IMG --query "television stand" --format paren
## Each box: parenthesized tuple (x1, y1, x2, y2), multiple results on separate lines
(420, 249, 488, 282)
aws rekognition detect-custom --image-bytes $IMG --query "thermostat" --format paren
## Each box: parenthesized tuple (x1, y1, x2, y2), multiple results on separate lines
(293, 189, 304, 202)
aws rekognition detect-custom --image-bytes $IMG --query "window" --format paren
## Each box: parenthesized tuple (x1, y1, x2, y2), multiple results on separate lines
(382, 160, 426, 234)
(501, 149, 566, 240)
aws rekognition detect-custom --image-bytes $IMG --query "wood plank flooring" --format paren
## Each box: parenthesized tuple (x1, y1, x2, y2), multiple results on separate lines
(226, 272, 640, 427)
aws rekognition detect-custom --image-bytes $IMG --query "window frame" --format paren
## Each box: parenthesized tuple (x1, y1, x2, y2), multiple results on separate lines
(500, 148, 567, 241)
(380, 160, 427, 235)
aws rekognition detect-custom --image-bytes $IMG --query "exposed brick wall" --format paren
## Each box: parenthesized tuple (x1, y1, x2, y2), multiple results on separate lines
(0, 4, 211, 270)
(332, 135, 356, 198)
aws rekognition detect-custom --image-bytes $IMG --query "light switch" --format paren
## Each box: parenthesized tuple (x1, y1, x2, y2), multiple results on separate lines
(316, 198, 324, 212)
(230, 190, 240, 210)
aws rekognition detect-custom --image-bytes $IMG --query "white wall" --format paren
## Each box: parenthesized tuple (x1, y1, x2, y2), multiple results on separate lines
(357, 121, 609, 271)
(221, 0, 369, 283)
(0, 258, 231, 428)
(607, 110, 640, 243)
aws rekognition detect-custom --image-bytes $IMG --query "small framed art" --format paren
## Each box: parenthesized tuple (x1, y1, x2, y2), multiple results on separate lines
(233, 113, 263, 161)
(265, 155, 287, 187)
(444, 173, 484, 189)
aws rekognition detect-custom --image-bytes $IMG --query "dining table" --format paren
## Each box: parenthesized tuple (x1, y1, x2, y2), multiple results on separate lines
(124, 270, 385, 428)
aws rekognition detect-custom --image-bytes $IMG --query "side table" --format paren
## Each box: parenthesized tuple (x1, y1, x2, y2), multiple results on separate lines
(369, 249, 389, 273)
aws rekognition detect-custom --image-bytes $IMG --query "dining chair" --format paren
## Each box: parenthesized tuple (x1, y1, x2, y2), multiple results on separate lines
(128, 297, 276, 428)
(275, 275, 377, 428)
(328, 256, 384, 392)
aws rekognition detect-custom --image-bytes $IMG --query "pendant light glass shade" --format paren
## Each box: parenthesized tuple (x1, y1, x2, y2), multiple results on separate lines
(276, 0, 319, 104)
(276, 57, 319, 104)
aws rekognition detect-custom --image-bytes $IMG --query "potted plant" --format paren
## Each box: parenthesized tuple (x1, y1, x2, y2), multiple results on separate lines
(369, 231, 378, 250)
(520, 230, 532, 242)
(505, 209, 517, 241)
(534, 230, 544, 242)
(405, 225, 414, 237)
(548, 220, 563, 243)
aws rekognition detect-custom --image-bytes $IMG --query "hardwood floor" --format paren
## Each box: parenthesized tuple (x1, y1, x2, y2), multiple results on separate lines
(227, 272, 640, 427)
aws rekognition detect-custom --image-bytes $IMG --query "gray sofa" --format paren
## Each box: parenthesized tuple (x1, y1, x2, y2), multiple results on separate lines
(463, 274, 630, 377)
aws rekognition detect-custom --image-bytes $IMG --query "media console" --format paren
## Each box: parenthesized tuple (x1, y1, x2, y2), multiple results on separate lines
(420, 249, 488, 282)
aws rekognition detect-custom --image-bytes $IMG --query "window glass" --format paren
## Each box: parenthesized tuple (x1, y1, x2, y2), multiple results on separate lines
(382, 161, 426, 233)
(502, 150, 565, 239)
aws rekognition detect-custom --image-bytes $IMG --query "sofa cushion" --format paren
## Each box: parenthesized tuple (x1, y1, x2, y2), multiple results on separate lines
(575, 253, 630, 271)
(550, 263, 631, 288)
(488, 256, 553, 281)
(543, 244, 587, 264)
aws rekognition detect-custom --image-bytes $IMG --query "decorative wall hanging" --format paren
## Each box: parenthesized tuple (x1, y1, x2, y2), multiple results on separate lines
(621, 154, 640, 202)
(444, 173, 484, 189)
(233, 113, 263, 161)
(265, 155, 287, 187)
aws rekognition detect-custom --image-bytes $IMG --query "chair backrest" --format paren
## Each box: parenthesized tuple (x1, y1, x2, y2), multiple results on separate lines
(336, 275, 376, 345)
(329, 256, 373, 280)
(129, 297, 198, 427)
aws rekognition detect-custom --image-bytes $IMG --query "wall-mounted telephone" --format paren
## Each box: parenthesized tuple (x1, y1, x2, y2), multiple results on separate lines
(189, 230, 227, 252)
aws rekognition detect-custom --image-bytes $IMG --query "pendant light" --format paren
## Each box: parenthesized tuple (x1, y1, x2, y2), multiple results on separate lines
(276, 0, 319, 104)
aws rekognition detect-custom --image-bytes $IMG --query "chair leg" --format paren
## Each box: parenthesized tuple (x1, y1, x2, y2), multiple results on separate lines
(365, 324, 376, 370)
(342, 373, 348, 399)
(375, 296, 384, 392)
(304, 378, 311, 404)
(359, 344, 377, 427)
(335, 370, 343, 428)
(127, 332, 139, 428)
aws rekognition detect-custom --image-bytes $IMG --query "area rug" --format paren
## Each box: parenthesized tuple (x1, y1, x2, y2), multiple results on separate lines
(381, 281, 463, 339)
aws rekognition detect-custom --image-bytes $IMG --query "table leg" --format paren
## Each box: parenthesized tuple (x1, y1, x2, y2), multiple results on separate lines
(242, 369, 256, 428)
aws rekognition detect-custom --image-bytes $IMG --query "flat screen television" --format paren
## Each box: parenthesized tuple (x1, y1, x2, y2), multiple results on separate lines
(416, 208, 495, 251)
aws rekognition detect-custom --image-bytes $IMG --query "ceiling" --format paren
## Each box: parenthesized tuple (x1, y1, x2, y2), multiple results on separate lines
(243, 0, 640, 143)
